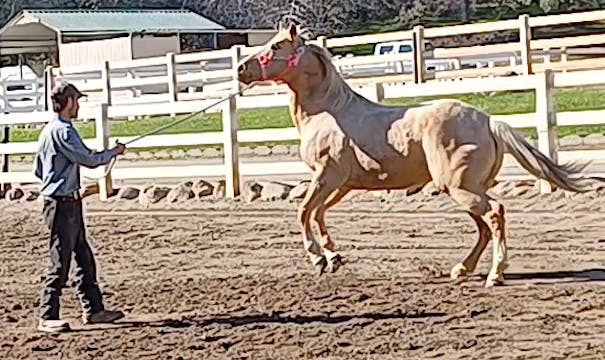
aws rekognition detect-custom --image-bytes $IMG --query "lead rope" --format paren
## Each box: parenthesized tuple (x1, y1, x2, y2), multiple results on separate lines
(82, 83, 256, 181)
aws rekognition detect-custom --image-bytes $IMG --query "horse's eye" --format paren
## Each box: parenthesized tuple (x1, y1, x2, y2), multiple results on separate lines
(271, 43, 280, 51)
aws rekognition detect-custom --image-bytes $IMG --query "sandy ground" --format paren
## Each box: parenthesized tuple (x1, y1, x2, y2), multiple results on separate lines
(2, 187, 605, 359)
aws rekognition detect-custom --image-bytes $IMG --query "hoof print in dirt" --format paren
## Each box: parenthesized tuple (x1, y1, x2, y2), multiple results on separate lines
(259, 181, 293, 201)
(242, 180, 263, 202)
(139, 185, 171, 205)
(167, 181, 195, 203)
(192, 179, 214, 198)
(288, 182, 309, 201)
(118, 187, 141, 200)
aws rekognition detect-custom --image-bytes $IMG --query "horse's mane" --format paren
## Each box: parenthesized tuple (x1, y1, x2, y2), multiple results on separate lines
(304, 43, 357, 111)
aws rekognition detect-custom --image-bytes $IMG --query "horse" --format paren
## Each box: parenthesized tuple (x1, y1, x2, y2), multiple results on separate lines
(236, 22, 605, 287)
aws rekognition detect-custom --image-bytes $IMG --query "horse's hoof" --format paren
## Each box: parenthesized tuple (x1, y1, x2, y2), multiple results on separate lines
(485, 273, 504, 288)
(314, 257, 328, 276)
(327, 254, 344, 273)
(450, 263, 468, 280)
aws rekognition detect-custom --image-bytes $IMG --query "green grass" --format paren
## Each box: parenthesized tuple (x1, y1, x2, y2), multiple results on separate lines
(10, 87, 605, 150)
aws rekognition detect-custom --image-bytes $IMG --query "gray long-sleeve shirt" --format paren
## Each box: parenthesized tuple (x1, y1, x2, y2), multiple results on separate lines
(34, 116, 118, 197)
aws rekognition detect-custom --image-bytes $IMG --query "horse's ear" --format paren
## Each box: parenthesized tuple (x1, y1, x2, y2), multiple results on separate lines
(277, 20, 284, 31)
(286, 22, 298, 40)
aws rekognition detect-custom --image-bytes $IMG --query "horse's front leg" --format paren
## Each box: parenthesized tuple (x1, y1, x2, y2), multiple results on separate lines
(297, 166, 345, 275)
(312, 187, 350, 274)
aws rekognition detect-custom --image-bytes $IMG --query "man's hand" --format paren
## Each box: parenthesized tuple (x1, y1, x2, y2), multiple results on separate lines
(113, 143, 126, 155)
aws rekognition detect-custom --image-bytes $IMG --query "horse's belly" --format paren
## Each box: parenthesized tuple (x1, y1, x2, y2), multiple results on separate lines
(348, 152, 431, 190)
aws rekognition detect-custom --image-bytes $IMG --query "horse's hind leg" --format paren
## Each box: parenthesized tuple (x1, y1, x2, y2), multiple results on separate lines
(448, 188, 508, 287)
(312, 186, 350, 273)
(450, 212, 491, 279)
(298, 165, 344, 275)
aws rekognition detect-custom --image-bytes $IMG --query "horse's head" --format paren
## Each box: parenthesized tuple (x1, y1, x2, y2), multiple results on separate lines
(237, 22, 309, 85)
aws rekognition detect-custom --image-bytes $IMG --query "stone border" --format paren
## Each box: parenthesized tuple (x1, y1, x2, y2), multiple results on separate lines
(3, 179, 605, 214)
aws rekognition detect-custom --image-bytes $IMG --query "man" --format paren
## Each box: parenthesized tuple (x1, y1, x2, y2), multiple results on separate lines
(34, 81, 126, 333)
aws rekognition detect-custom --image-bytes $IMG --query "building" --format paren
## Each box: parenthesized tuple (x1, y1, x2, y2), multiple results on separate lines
(0, 9, 276, 72)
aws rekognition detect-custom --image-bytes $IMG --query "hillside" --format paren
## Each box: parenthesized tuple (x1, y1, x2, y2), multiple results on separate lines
(1, 0, 604, 38)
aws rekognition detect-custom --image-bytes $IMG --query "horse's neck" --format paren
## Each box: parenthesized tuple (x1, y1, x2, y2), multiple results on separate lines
(287, 68, 354, 130)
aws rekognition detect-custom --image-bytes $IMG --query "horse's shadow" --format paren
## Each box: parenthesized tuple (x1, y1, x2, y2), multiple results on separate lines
(503, 268, 605, 283)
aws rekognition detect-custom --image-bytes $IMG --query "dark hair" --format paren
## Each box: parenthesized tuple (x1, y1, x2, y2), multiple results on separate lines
(52, 93, 71, 113)
(51, 82, 85, 113)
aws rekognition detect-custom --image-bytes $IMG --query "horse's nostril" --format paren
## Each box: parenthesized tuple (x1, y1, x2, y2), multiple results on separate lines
(238, 64, 246, 73)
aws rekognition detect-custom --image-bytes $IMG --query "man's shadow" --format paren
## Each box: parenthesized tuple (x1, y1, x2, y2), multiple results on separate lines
(69, 309, 448, 333)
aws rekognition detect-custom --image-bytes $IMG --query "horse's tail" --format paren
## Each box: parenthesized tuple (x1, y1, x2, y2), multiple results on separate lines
(489, 119, 605, 192)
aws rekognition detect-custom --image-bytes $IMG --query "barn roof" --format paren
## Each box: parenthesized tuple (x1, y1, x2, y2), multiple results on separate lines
(1, 9, 226, 36)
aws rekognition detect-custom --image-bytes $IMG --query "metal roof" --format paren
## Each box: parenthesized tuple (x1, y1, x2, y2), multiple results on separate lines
(16, 9, 226, 35)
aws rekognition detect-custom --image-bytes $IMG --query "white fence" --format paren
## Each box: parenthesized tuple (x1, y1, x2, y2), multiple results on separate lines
(2, 67, 605, 199)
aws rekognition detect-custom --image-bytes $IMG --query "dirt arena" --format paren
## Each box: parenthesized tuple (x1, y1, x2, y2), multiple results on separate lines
(2, 183, 605, 359)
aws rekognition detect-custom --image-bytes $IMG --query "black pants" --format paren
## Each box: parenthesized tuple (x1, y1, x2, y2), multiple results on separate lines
(39, 197, 104, 320)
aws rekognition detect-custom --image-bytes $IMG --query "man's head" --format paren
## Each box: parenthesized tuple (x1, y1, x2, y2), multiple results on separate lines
(51, 81, 87, 119)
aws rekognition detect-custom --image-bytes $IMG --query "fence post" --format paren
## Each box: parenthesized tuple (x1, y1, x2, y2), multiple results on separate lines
(1, 126, 10, 196)
(412, 25, 426, 84)
(519, 14, 533, 75)
(535, 70, 557, 194)
(95, 103, 113, 201)
(316, 36, 327, 48)
(231, 45, 243, 93)
(166, 52, 177, 117)
(43, 66, 54, 111)
(0, 80, 6, 112)
(222, 95, 240, 198)
(101, 61, 112, 105)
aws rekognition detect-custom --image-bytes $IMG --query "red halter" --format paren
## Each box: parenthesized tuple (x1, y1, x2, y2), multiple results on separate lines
(256, 46, 306, 81)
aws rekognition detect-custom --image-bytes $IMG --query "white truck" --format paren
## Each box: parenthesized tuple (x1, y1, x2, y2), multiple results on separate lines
(335, 40, 458, 78)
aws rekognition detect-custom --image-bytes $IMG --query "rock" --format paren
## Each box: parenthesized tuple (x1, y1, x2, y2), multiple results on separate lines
(24, 190, 40, 201)
(583, 133, 605, 147)
(186, 148, 203, 158)
(421, 182, 440, 196)
(213, 180, 226, 198)
(239, 146, 254, 156)
(242, 180, 263, 202)
(139, 151, 154, 160)
(123, 151, 138, 161)
(558, 135, 583, 149)
(139, 185, 170, 205)
(288, 182, 309, 201)
(80, 183, 99, 198)
(252, 146, 271, 156)
(117, 187, 140, 200)
(154, 150, 171, 159)
(202, 148, 221, 158)
(166, 181, 195, 203)
(289, 145, 300, 157)
(260, 182, 293, 201)
(6, 188, 24, 202)
(272, 145, 289, 155)
(490, 180, 516, 197)
(192, 180, 214, 198)
(170, 150, 186, 159)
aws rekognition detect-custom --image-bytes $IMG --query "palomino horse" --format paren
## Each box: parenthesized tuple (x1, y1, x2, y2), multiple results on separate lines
(237, 23, 604, 287)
